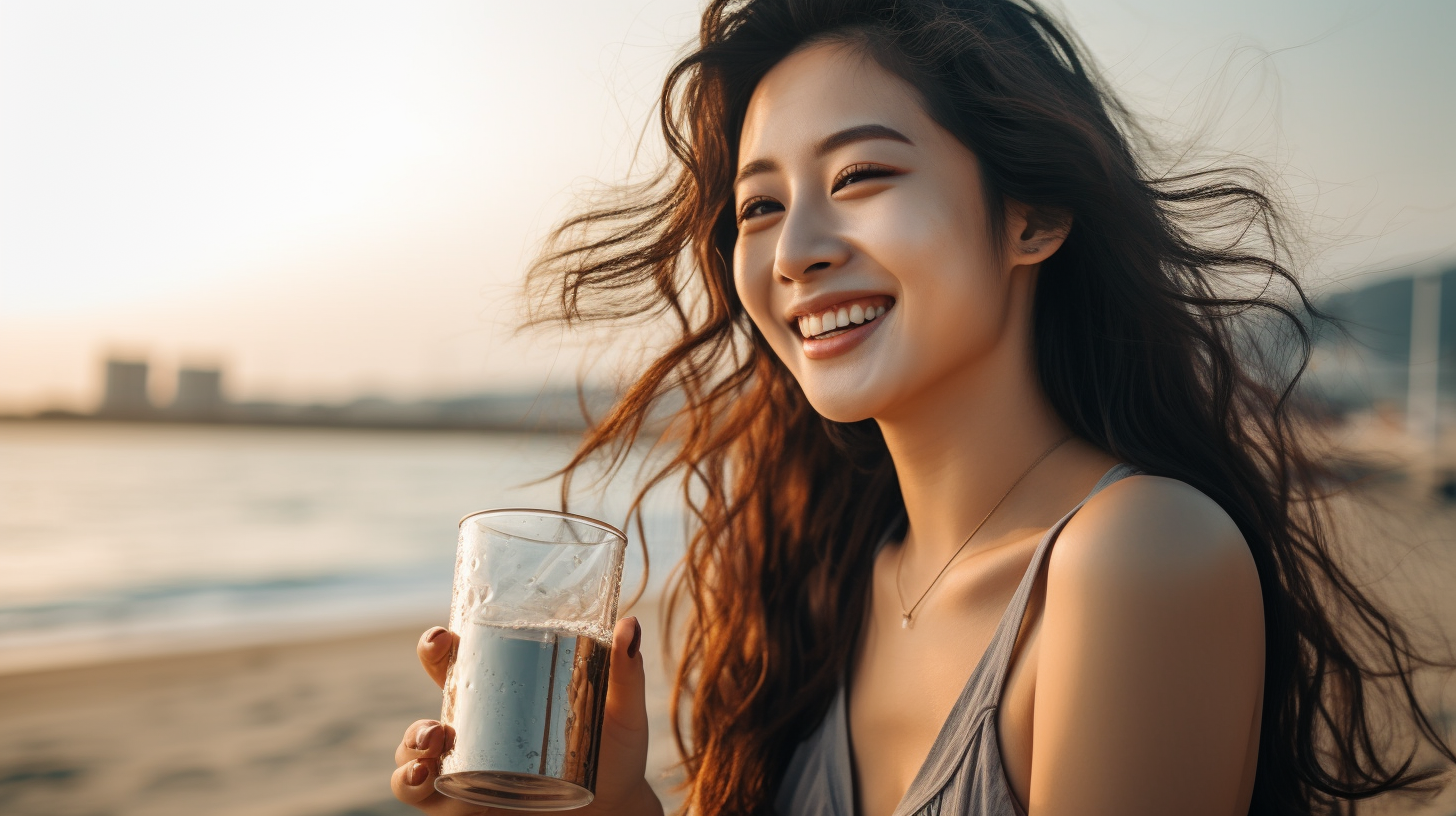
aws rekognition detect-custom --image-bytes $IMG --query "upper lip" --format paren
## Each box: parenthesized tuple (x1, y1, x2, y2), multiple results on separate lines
(783, 290, 895, 323)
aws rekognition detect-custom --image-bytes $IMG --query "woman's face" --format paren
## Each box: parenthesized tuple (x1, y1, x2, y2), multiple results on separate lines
(733, 42, 1049, 424)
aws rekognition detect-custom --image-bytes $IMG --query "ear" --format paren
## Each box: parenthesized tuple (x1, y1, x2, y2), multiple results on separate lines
(1004, 200, 1071, 268)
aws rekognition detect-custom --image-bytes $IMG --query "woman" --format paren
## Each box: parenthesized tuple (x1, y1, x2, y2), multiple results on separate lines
(392, 1, 1451, 814)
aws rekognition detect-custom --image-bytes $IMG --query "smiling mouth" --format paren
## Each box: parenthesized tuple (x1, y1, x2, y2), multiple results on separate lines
(795, 296, 894, 340)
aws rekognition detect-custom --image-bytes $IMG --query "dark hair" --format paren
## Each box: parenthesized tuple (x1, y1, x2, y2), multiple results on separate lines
(528, 0, 1453, 813)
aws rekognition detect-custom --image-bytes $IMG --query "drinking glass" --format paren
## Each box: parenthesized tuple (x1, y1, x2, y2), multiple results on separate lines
(435, 508, 628, 811)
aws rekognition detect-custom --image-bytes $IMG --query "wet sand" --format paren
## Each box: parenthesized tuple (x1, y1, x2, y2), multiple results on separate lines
(0, 602, 683, 816)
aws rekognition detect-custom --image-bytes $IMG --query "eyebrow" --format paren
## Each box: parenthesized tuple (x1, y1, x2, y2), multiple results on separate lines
(734, 123, 914, 186)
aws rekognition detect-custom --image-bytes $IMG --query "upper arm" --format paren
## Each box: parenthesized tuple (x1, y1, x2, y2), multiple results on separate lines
(1029, 475, 1264, 816)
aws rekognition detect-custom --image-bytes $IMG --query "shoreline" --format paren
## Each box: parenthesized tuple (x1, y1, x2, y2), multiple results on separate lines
(0, 414, 589, 436)
(0, 608, 444, 678)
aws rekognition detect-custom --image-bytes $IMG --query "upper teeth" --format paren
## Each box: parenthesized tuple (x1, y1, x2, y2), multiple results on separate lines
(798, 302, 888, 338)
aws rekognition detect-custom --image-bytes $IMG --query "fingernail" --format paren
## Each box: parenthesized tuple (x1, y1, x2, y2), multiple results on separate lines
(413, 723, 440, 749)
(424, 627, 448, 647)
(406, 760, 428, 786)
(626, 617, 641, 659)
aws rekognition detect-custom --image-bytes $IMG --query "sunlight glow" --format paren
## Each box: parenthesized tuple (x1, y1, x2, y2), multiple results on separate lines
(0, 0, 1450, 410)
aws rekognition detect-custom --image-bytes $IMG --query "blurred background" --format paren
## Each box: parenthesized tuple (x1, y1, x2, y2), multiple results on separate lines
(0, 1, 1452, 814)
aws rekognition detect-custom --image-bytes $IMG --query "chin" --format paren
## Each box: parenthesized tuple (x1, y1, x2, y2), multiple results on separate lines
(808, 401, 872, 424)
(786, 347, 908, 424)
(797, 378, 888, 424)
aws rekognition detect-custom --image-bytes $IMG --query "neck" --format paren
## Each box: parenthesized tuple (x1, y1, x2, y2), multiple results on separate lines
(875, 321, 1067, 565)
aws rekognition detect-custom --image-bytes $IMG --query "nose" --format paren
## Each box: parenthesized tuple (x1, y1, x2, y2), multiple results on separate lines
(773, 203, 850, 282)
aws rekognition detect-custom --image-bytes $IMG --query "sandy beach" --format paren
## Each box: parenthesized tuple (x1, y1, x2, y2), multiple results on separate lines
(0, 600, 683, 816)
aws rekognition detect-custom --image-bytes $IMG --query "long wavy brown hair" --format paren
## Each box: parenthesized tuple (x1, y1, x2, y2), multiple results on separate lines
(526, 1, 1453, 813)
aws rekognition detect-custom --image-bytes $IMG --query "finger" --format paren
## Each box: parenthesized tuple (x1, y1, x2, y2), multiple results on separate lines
(391, 757, 438, 807)
(391, 757, 506, 815)
(584, 615, 653, 812)
(394, 719, 450, 765)
(604, 615, 649, 737)
(418, 626, 455, 689)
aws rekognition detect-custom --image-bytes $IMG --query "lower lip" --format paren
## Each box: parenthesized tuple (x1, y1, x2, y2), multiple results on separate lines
(800, 312, 888, 360)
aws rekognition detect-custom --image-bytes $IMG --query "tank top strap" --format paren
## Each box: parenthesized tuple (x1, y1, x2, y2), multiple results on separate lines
(977, 462, 1139, 699)
(881, 463, 1142, 816)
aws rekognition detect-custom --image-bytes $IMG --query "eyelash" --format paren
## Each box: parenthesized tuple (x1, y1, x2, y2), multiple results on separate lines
(737, 195, 780, 223)
(832, 162, 897, 192)
(736, 163, 899, 223)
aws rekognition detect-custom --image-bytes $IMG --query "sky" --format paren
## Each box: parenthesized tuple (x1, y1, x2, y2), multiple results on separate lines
(1, 0, 1452, 412)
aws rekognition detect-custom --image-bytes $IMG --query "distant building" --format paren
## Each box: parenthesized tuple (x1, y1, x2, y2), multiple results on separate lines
(99, 359, 152, 417)
(172, 367, 225, 417)
(1315, 265, 1455, 413)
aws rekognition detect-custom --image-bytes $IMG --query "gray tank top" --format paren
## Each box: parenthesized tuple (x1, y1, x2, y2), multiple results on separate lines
(776, 463, 1139, 816)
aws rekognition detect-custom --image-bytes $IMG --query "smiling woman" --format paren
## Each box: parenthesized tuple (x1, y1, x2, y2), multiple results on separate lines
(731, 50, 1057, 423)
(388, 2, 1454, 815)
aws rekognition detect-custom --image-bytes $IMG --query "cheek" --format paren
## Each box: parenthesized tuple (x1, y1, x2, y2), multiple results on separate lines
(859, 191, 996, 311)
(856, 193, 1008, 370)
(732, 241, 764, 318)
(732, 241, 795, 354)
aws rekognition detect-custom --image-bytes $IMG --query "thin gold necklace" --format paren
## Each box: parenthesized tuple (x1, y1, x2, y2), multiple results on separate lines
(894, 436, 1070, 630)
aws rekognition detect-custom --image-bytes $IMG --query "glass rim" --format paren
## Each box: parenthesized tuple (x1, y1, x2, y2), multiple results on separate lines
(457, 507, 627, 543)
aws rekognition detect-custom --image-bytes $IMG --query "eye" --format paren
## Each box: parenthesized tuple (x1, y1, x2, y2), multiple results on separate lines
(737, 195, 783, 223)
(832, 162, 898, 193)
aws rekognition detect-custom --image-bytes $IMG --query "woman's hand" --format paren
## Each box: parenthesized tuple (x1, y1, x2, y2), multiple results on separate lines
(391, 616, 664, 816)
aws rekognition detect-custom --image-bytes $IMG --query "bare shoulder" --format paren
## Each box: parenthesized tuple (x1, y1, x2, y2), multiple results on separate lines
(1050, 474, 1259, 596)
(1028, 473, 1265, 814)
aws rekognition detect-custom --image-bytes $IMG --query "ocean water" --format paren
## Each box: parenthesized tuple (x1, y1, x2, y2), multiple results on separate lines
(0, 421, 683, 672)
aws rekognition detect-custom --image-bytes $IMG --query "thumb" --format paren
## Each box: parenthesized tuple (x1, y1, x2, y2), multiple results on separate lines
(604, 615, 648, 738)
(589, 614, 651, 808)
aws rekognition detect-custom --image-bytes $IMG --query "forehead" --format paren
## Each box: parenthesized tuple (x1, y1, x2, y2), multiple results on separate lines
(738, 41, 932, 163)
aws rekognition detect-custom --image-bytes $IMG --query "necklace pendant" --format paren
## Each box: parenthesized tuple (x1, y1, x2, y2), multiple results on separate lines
(901, 614, 912, 629)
